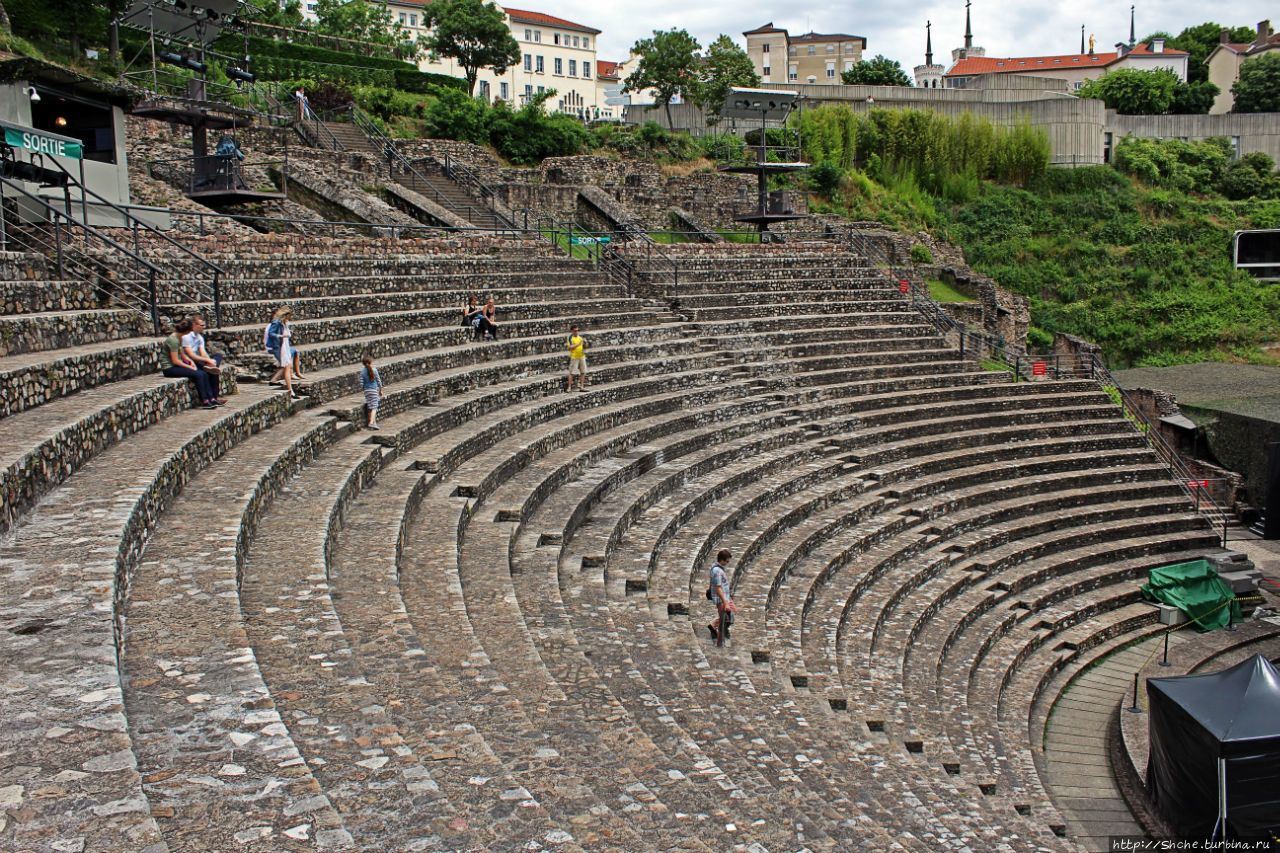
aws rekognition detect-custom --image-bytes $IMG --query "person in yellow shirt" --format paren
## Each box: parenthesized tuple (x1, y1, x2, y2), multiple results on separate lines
(566, 324, 587, 392)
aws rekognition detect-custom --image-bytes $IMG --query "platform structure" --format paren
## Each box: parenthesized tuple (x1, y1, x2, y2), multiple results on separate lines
(716, 87, 810, 231)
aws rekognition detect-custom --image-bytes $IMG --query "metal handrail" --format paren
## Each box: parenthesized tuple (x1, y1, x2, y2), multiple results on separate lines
(843, 223, 1230, 546)
(0, 173, 166, 333)
(334, 104, 514, 229)
(28, 151, 227, 328)
(437, 151, 514, 227)
(296, 109, 345, 153)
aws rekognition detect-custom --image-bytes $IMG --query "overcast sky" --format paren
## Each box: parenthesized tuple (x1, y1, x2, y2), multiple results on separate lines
(551, 1, 1276, 73)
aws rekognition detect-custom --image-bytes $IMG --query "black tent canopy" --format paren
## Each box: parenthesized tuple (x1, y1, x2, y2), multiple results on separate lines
(1146, 654, 1280, 840)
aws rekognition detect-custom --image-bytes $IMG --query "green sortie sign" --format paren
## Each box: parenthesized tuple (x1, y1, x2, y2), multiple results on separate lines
(3, 126, 82, 160)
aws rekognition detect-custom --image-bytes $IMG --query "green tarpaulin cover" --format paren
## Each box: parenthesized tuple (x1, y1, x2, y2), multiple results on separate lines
(1141, 559, 1240, 632)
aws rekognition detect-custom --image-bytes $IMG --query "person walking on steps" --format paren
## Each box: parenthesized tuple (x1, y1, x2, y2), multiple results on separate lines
(707, 549, 737, 647)
(566, 324, 587, 392)
(360, 354, 383, 429)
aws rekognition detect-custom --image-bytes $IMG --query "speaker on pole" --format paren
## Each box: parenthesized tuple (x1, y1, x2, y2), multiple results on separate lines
(1265, 441, 1280, 540)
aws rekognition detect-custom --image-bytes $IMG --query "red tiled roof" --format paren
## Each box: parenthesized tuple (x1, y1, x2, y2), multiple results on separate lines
(596, 60, 620, 79)
(946, 42, 1186, 77)
(503, 7, 600, 34)
(743, 23, 786, 35)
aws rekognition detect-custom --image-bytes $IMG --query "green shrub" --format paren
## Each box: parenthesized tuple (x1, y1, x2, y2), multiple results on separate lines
(423, 86, 491, 145)
(807, 161, 843, 196)
(487, 97, 590, 165)
(1026, 326, 1053, 351)
(909, 243, 934, 264)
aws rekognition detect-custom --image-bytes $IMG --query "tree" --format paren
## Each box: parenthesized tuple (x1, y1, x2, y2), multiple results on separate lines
(0, 1, 9, 35)
(624, 28, 701, 127)
(248, 0, 305, 29)
(1169, 79, 1219, 114)
(1232, 52, 1280, 113)
(1078, 68, 1177, 114)
(840, 55, 912, 87)
(1143, 22, 1257, 83)
(420, 0, 521, 97)
(314, 0, 406, 48)
(696, 34, 760, 115)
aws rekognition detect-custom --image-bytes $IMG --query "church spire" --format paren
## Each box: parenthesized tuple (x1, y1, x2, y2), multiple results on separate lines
(1081, 24, 1085, 54)
(964, 0, 973, 50)
(1129, 4, 1135, 47)
(926, 20, 934, 67)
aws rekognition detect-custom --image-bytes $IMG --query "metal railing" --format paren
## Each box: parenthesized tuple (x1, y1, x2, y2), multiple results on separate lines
(0, 174, 166, 332)
(436, 151, 515, 228)
(5, 149, 227, 329)
(842, 223, 1230, 546)
(295, 109, 345, 152)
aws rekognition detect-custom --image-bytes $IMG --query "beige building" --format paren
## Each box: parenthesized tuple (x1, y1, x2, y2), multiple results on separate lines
(1206, 20, 1279, 114)
(381, 0, 612, 118)
(742, 23, 866, 86)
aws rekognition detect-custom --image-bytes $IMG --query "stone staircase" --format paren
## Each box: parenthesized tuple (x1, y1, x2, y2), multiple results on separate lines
(1, 235, 1273, 853)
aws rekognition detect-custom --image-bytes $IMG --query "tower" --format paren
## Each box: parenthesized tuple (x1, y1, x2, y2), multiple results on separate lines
(950, 1, 985, 64)
(914, 20, 945, 88)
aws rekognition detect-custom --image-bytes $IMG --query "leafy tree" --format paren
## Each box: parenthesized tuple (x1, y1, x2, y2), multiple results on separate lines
(1231, 52, 1280, 113)
(696, 34, 759, 115)
(420, 0, 521, 97)
(1143, 22, 1257, 83)
(248, 0, 305, 29)
(840, 55, 912, 87)
(1078, 68, 1177, 114)
(1168, 79, 1219, 114)
(624, 28, 701, 127)
(423, 84, 491, 144)
(314, 0, 407, 48)
(488, 91, 590, 164)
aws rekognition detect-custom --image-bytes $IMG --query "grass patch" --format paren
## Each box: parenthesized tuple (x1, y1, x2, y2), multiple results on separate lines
(927, 279, 975, 302)
(648, 231, 693, 244)
(717, 229, 761, 244)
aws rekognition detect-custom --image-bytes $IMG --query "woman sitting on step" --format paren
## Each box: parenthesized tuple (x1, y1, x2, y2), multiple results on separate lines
(460, 296, 497, 342)
(161, 320, 221, 410)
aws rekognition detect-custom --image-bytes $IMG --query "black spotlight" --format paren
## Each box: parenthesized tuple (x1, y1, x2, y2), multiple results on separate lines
(158, 50, 186, 66)
(227, 66, 255, 83)
(184, 57, 208, 73)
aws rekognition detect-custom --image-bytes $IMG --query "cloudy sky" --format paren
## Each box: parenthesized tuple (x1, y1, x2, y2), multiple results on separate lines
(548, 1, 1276, 72)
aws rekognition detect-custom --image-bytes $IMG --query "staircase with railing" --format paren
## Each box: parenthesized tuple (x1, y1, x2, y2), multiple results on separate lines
(0, 150, 226, 332)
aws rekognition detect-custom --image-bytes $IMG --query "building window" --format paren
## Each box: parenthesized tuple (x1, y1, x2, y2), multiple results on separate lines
(524, 53, 532, 71)
(762, 42, 770, 53)
(762, 66, 770, 77)
(583, 37, 589, 48)
(500, 81, 509, 99)
(537, 85, 545, 93)
(788, 63, 798, 81)
(584, 61, 591, 77)
(525, 84, 533, 99)
(569, 59, 576, 76)
(573, 35, 579, 47)
(554, 33, 560, 45)
(845, 42, 854, 52)
(807, 45, 815, 55)
(554, 57, 562, 75)
(398, 12, 405, 23)
(534, 30, 541, 42)
(478, 80, 490, 99)
(409, 13, 416, 26)
(826, 65, 835, 78)
(807, 75, 816, 83)
(1230, 136, 1241, 159)
(826, 44, 834, 54)
(524, 28, 531, 40)
(789, 46, 797, 56)
(536, 55, 544, 72)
